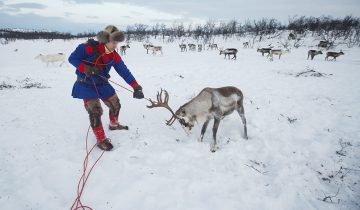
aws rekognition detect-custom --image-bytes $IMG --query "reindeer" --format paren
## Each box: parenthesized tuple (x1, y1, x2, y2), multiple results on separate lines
(143, 43, 154, 54)
(35, 53, 66, 67)
(197, 44, 203, 52)
(149, 46, 163, 55)
(307, 50, 322, 60)
(147, 88, 248, 152)
(207, 43, 218, 50)
(325, 51, 344, 61)
(179, 44, 187, 52)
(257, 48, 272, 56)
(219, 48, 238, 60)
(188, 43, 196, 51)
(243, 42, 249, 48)
(119, 44, 130, 55)
(288, 33, 296, 40)
(318, 40, 330, 48)
(268, 49, 284, 61)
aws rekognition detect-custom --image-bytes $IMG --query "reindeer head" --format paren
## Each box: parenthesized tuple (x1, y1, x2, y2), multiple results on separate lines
(147, 89, 195, 132)
(175, 105, 195, 131)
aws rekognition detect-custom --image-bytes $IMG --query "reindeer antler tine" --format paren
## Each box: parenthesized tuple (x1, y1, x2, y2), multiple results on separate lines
(156, 90, 162, 103)
(164, 90, 169, 103)
(147, 88, 178, 126)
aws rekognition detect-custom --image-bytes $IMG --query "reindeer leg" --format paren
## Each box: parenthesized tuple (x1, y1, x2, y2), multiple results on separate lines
(200, 118, 211, 142)
(237, 107, 248, 139)
(210, 118, 220, 152)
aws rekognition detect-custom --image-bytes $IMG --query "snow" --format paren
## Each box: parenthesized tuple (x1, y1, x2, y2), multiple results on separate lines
(0, 36, 359, 210)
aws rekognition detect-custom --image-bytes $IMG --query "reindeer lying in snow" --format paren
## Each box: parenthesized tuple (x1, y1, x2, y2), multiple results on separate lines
(149, 45, 163, 55)
(119, 44, 130, 55)
(147, 87, 248, 152)
(35, 53, 66, 66)
(219, 48, 238, 60)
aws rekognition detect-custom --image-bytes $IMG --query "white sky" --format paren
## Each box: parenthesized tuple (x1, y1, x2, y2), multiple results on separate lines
(0, 0, 359, 33)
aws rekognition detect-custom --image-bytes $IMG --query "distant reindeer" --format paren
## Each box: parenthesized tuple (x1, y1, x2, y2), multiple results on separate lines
(119, 44, 130, 55)
(318, 40, 330, 48)
(188, 43, 196, 51)
(325, 51, 344, 61)
(257, 48, 272, 56)
(179, 44, 187, 52)
(268, 49, 284, 61)
(197, 44, 203, 52)
(147, 87, 248, 152)
(149, 46, 163, 55)
(243, 42, 249, 48)
(35, 53, 66, 67)
(288, 33, 296, 40)
(143, 43, 154, 54)
(307, 50, 322, 60)
(207, 43, 218, 50)
(219, 48, 238, 60)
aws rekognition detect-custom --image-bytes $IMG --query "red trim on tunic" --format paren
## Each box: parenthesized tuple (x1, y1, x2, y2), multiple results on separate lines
(130, 81, 139, 87)
(78, 63, 85, 73)
(85, 46, 93, 54)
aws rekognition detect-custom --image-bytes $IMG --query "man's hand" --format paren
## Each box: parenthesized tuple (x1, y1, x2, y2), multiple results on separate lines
(84, 65, 101, 77)
(133, 85, 144, 99)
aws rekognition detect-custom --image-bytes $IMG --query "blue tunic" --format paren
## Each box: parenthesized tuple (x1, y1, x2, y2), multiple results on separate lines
(68, 41, 138, 99)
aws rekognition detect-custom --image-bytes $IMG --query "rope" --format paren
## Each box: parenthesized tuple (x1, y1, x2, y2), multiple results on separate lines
(70, 126, 105, 210)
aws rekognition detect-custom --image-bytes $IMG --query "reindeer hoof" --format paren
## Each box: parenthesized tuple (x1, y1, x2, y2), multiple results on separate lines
(210, 144, 217, 152)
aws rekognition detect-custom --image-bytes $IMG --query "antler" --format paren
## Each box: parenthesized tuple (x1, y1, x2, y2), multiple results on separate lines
(147, 89, 177, 126)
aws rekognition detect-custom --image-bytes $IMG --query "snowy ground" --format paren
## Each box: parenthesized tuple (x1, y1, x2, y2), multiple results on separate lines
(0, 36, 359, 210)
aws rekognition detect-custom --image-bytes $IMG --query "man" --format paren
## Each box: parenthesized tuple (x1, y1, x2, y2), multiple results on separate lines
(68, 25, 144, 151)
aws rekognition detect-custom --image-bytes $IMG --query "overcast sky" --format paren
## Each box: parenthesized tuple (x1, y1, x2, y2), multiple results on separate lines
(1, 0, 360, 33)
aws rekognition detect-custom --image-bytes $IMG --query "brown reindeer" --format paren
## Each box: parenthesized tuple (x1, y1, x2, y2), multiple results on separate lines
(179, 44, 187, 52)
(325, 51, 344, 61)
(307, 50, 322, 60)
(318, 40, 330, 48)
(219, 48, 238, 60)
(243, 42, 249, 48)
(257, 48, 272, 56)
(188, 43, 196, 51)
(147, 87, 248, 152)
(119, 44, 130, 55)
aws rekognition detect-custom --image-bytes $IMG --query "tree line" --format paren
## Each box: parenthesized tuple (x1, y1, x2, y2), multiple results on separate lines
(1, 15, 359, 47)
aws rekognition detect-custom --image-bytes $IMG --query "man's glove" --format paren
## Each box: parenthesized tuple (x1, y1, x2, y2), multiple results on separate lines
(133, 85, 144, 99)
(83, 64, 101, 77)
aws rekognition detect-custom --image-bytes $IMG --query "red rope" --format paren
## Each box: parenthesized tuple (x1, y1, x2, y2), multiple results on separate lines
(70, 126, 105, 210)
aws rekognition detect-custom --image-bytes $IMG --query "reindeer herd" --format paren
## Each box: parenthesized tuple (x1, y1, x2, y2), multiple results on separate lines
(30, 36, 350, 152)
(175, 39, 345, 62)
